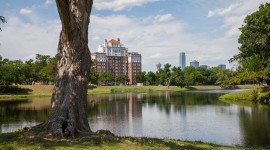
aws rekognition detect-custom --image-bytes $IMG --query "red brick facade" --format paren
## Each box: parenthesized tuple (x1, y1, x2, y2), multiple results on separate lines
(92, 38, 142, 85)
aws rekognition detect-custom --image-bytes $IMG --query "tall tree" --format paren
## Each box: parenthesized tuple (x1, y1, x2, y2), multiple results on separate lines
(38, 1, 94, 137)
(135, 71, 146, 84)
(230, 3, 270, 84)
(97, 72, 114, 85)
(115, 75, 129, 85)
(89, 59, 98, 85)
(171, 66, 185, 87)
(146, 71, 157, 85)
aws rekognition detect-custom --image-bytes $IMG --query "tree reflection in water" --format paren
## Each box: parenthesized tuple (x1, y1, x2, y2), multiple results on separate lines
(1, 91, 270, 146)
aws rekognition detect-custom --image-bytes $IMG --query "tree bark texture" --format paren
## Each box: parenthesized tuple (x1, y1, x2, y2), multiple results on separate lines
(41, 0, 93, 137)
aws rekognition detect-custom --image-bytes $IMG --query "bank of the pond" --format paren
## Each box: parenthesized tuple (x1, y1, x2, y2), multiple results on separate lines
(0, 131, 264, 150)
(0, 85, 53, 99)
(88, 86, 188, 94)
(219, 86, 270, 104)
(0, 85, 258, 99)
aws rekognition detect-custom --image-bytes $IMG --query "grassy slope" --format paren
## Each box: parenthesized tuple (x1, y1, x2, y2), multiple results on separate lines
(0, 132, 261, 150)
(220, 86, 269, 101)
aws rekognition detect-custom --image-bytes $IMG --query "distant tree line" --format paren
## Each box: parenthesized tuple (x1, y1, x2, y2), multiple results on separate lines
(0, 54, 56, 85)
(131, 64, 236, 87)
(0, 53, 260, 86)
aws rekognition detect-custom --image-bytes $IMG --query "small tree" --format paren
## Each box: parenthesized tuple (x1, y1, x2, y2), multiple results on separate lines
(116, 75, 129, 85)
(171, 67, 185, 88)
(146, 71, 157, 85)
(135, 71, 146, 84)
(89, 59, 98, 85)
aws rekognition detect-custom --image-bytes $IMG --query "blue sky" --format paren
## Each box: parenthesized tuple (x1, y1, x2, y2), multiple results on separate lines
(0, 0, 269, 71)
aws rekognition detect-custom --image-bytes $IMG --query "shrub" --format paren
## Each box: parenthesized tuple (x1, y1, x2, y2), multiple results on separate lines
(251, 89, 258, 101)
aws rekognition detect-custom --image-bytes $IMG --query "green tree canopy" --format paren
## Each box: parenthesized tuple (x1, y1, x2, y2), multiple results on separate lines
(230, 3, 270, 83)
(135, 71, 146, 83)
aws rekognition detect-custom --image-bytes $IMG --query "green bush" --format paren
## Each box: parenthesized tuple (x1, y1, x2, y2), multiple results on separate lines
(250, 89, 258, 101)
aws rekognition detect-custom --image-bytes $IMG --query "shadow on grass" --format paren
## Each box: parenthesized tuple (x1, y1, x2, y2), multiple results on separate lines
(126, 137, 223, 150)
(186, 87, 197, 90)
(0, 86, 32, 95)
(261, 86, 270, 93)
(0, 132, 260, 149)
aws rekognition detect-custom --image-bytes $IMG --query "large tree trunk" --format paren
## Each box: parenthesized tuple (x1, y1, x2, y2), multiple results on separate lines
(40, 0, 93, 137)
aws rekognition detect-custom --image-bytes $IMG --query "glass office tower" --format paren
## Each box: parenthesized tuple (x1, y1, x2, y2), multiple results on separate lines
(179, 52, 186, 70)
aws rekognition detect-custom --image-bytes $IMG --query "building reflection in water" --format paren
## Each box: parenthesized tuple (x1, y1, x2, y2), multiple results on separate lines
(89, 93, 143, 137)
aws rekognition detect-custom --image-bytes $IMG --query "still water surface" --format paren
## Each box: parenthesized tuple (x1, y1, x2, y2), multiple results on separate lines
(0, 90, 270, 146)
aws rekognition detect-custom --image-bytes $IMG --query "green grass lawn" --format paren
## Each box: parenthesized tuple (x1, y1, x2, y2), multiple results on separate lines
(220, 86, 269, 101)
(0, 131, 263, 150)
(0, 84, 258, 99)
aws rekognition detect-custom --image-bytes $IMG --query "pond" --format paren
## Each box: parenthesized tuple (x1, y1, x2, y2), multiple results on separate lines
(0, 90, 270, 146)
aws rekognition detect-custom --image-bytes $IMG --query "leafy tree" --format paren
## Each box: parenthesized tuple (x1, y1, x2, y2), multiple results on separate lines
(115, 75, 129, 85)
(98, 72, 114, 85)
(32, 54, 51, 82)
(146, 71, 157, 85)
(230, 3, 270, 84)
(89, 59, 98, 85)
(196, 67, 210, 85)
(163, 64, 172, 88)
(210, 67, 234, 85)
(20, 59, 36, 84)
(0, 60, 23, 86)
(39, 56, 56, 83)
(155, 64, 172, 87)
(171, 66, 185, 87)
(183, 66, 196, 86)
(135, 71, 146, 84)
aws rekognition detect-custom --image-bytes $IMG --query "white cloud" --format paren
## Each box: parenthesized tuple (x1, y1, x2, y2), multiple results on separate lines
(154, 14, 174, 23)
(0, 16, 61, 60)
(208, 0, 269, 38)
(223, 15, 246, 38)
(45, 0, 54, 5)
(207, 3, 241, 18)
(88, 14, 236, 71)
(3, 0, 265, 72)
(20, 8, 32, 15)
(149, 53, 162, 59)
(94, 0, 159, 11)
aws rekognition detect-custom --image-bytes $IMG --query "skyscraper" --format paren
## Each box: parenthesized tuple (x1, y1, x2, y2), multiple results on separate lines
(179, 52, 186, 70)
(218, 64, 226, 69)
(156, 62, 162, 70)
(190, 60, 199, 68)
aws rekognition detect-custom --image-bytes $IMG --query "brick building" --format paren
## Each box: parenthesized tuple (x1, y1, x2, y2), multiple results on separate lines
(128, 52, 142, 85)
(91, 38, 142, 85)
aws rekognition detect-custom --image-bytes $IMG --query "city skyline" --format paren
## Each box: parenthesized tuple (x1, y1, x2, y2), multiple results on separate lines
(0, 0, 268, 71)
(178, 52, 227, 69)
